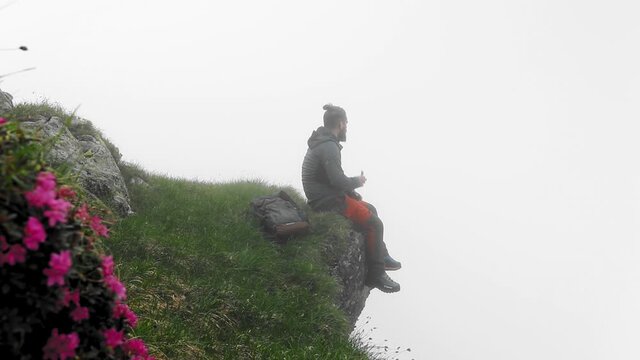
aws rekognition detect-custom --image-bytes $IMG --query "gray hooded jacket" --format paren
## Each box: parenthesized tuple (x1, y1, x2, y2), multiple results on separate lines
(301, 126, 361, 211)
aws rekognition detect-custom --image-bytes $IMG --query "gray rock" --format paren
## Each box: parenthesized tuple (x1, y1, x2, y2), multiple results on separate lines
(329, 230, 371, 330)
(20, 116, 133, 216)
(76, 134, 98, 143)
(70, 115, 90, 127)
(0, 89, 14, 115)
(129, 176, 149, 187)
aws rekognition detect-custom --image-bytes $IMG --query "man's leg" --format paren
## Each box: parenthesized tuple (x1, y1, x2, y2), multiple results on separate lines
(362, 202, 389, 257)
(363, 202, 401, 270)
(343, 196, 400, 292)
(343, 197, 385, 277)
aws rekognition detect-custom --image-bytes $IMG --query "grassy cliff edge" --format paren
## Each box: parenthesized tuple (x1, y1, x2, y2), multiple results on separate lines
(108, 171, 369, 359)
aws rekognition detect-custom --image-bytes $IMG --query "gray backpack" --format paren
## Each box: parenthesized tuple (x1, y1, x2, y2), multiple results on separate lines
(251, 191, 310, 240)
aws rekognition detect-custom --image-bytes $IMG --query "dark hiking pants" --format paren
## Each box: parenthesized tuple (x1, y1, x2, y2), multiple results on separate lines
(342, 195, 389, 278)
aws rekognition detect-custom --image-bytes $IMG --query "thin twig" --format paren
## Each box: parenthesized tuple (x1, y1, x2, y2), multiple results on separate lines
(0, 67, 36, 79)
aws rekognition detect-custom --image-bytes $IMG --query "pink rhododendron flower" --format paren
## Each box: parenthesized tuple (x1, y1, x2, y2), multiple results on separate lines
(36, 171, 57, 191)
(124, 338, 149, 357)
(44, 198, 72, 227)
(25, 172, 58, 208)
(103, 328, 124, 348)
(0, 117, 6, 126)
(25, 185, 55, 208)
(43, 250, 72, 287)
(5, 244, 26, 265)
(42, 329, 79, 360)
(126, 310, 139, 328)
(61, 288, 81, 307)
(23, 216, 46, 250)
(101, 255, 114, 276)
(70, 306, 89, 322)
(104, 274, 127, 300)
(57, 186, 76, 200)
(114, 302, 138, 327)
(90, 216, 109, 237)
(75, 203, 91, 223)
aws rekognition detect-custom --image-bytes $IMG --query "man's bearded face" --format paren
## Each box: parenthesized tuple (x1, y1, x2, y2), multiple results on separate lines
(338, 119, 348, 142)
(338, 128, 347, 142)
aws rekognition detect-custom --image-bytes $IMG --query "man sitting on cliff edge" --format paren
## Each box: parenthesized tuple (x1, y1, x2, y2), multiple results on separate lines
(301, 104, 401, 293)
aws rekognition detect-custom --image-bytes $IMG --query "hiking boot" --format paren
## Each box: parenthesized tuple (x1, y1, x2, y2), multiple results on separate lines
(384, 255, 402, 271)
(366, 272, 400, 293)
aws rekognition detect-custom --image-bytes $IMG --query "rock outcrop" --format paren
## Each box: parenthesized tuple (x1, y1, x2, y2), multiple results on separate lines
(0, 90, 13, 114)
(328, 231, 371, 330)
(0, 89, 132, 216)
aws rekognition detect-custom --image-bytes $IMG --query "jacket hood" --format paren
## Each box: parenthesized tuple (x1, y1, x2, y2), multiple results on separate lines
(307, 126, 341, 149)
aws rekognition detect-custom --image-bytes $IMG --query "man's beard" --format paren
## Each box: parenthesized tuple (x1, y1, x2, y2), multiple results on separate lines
(338, 129, 347, 142)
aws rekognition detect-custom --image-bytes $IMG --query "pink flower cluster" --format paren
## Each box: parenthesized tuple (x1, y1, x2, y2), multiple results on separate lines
(91, 216, 109, 238)
(25, 172, 57, 207)
(123, 338, 155, 360)
(70, 306, 89, 322)
(102, 255, 115, 275)
(101, 256, 149, 354)
(42, 329, 79, 360)
(75, 203, 91, 222)
(5, 170, 156, 358)
(59, 288, 89, 322)
(0, 117, 6, 126)
(43, 250, 72, 287)
(24, 217, 46, 250)
(75, 203, 110, 238)
(102, 255, 127, 300)
(62, 288, 80, 307)
(45, 198, 73, 227)
(103, 327, 124, 348)
(0, 235, 27, 266)
(1, 171, 111, 273)
(102, 328, 155, 359)
(23, 172, 80, 228)
(114, 302, 138, 327)
(1, 216, 48, 266)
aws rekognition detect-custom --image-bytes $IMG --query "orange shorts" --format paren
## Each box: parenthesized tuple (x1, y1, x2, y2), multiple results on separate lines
(343, 195, 373, 226)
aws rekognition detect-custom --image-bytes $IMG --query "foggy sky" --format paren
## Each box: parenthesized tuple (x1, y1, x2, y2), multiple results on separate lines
(3, 1, 640, 359)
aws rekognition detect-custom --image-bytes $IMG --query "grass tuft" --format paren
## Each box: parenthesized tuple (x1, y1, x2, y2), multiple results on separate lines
(9, 100, 73, 121)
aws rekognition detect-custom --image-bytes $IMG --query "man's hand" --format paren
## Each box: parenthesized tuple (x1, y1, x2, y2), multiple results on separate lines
(358, 170, 367, 187)
(358, 175, 367, 186)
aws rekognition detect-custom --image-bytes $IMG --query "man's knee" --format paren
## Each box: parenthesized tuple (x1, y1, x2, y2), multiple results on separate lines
(344, 197, 374, 225)
(364, 202, 378, 216)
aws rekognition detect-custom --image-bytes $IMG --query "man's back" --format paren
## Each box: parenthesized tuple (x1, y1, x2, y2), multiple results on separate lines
(301, 126, 359, 211)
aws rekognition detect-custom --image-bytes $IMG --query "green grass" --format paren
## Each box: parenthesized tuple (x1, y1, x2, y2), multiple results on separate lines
(8, 100, 73, 122)
(106, 175, 370, 359)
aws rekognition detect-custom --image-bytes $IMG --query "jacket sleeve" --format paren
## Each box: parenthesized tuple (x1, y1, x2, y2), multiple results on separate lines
(320, 142, 361, 191)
